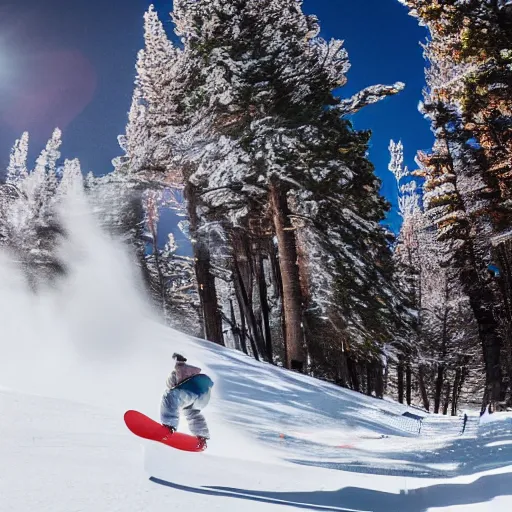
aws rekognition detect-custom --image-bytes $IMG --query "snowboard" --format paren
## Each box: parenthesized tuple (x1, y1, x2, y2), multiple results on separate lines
(124, 410, 206, 452)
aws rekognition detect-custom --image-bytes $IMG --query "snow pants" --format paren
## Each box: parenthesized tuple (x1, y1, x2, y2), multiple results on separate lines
(160, 374, 213, 439)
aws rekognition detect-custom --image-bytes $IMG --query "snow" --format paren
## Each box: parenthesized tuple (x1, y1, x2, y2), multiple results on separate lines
(487, 441, 512, 448)
(0, 194, 511, 512)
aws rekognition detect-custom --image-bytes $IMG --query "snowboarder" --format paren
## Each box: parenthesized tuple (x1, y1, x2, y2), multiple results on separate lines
(160, 353, 214, 449)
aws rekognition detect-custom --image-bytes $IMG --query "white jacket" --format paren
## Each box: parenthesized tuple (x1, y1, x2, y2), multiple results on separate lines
(166, 361, 202, 389)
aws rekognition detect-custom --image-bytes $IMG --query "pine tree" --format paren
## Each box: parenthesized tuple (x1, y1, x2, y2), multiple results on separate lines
(171, 0, 405, 372)
(390, 139, 483, 412)
(30, 128, 62, 217)
(0, 130, 66, 288)
(144, 230, 200, 334)
(113, 6, 202, 326)
(112, 85, 148, 176)
(115, 5, 188, 186)
(389, 140, 422, 405)
(6, 132, 29, 185)
(58, 159, 84, 198)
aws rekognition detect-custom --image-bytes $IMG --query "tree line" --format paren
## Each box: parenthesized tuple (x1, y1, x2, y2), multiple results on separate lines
(1, 0, 511, 414)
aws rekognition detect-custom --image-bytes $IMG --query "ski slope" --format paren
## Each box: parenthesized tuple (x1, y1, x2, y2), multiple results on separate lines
(0, 199, 511, 512)
(1, 324, 511, 512)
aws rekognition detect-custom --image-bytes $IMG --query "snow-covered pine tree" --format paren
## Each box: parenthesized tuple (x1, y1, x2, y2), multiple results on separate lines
(0, 130, 66, 288)
(389, 140, 422, 405)
(160, 233, 199, 331)
(400, 0, 512, 411)
(171, 0, 405, 374)
(122, 6, 186, 185)
(112, 85, 148, 176)
(116, 6, 175, 178)
(289, 117, 408, 391)
(6, 132, 29, 185)
(34, 127, 61, 185)
(390, 140, 482, 412)
(113, 5, 207, 336)
(420, 253, 482, 415)
(58, 159, 84, 198)
(144, 230, 201, 335)
(142, 188, 169, 313)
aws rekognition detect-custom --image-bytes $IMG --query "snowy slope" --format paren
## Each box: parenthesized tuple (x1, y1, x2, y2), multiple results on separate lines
(1, 325, 512, 512)
(1, 200, 511, 512)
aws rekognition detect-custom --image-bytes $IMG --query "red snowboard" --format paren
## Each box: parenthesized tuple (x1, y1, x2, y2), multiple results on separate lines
(124, 410, 206, 452)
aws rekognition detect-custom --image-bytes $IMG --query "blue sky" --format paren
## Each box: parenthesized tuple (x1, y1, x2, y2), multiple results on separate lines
(0, 0, 432, 232)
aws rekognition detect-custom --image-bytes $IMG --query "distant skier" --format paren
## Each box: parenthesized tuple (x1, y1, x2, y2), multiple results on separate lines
(160, 353, 214, 448)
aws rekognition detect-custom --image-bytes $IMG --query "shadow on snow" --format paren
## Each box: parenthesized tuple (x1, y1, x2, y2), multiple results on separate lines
(150, 471, 512, 512)
(200, 343, 512, 479)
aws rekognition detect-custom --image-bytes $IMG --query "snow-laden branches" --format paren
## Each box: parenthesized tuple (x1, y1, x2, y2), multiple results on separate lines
(389, 140, 421, 219)
(0, 130, 88, 289)
(6, 132, 29, 185)
(338, 82, 405, 115)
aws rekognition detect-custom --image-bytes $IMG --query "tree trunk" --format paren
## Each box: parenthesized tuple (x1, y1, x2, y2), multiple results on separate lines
(457, 237, 502, 412)
(347, 357, 360, 392)
(406, 365, 412, 406)
(397, 361, 404, 404)
(451, 367, 461, 416)
(375, 363, 384, 399)
(470, 291, 503, 413)
(125, 192, 153, 294)
(229, 299, 242, 352)
(268, 238, 282, 302)
(239, 301, 248, 355)
(434, 365, 444, 414)
(233, 261, 262, 361)
(194, 242, 224, 344)
(418, 366, 430, 411)
(494, 240, 512, 405)
(149, 216, 167, 316)
(231, 231, 267, 359)
(457, 366, 468, 410)
(186, 185, 224, 345)
(436, 292, 449, 414)
(440, 133, 503, 413)
(258, 254, 273, 363)
(442, 381, 451, 416)
(269, 179, 305, 371)
(361, 364, 367, 396)
(235, 281, 259, 360)
(337, 350, 349, 389)
(366, 363, 373, 397)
